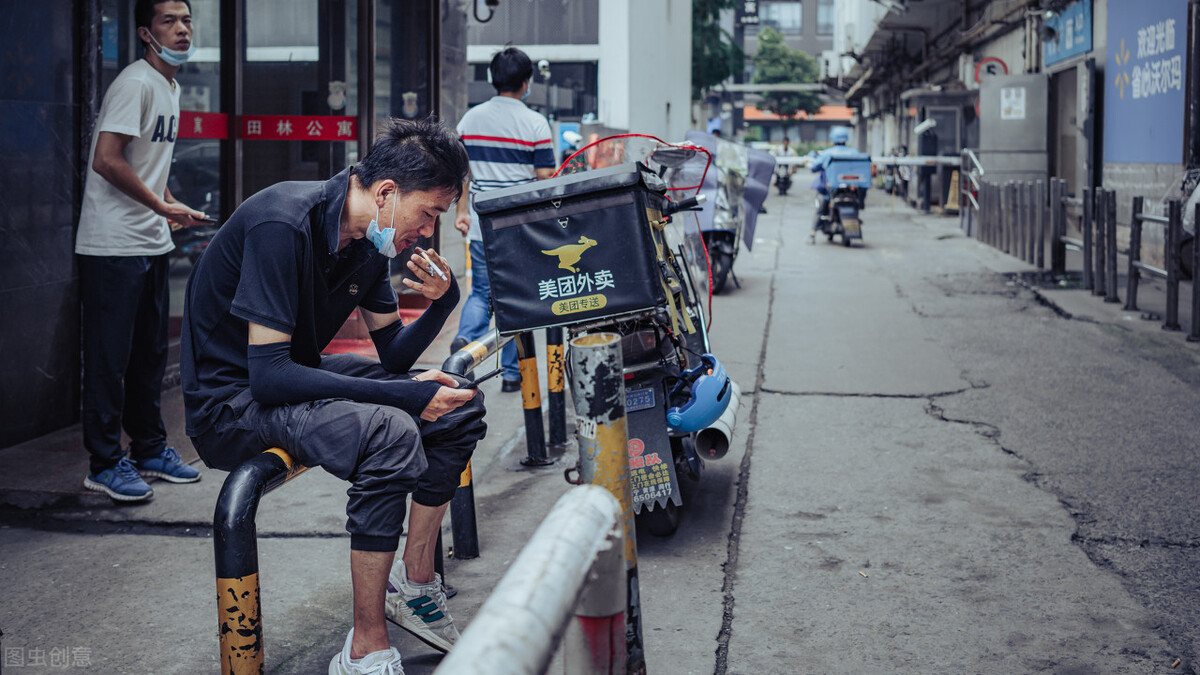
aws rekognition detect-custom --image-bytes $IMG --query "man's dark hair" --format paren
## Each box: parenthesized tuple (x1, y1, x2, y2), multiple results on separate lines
(135, 0, 192, 47)
(352, 117, 469, 201)
(489, 47, 533, 94)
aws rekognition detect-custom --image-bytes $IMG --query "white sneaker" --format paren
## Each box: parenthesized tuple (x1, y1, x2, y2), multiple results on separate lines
(329, 628, 404, 675)
(384, 560, 460, 653)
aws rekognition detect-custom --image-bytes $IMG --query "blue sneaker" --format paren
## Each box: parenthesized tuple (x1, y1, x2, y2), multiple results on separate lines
(84, 458, 153, 502)
(136, 446, 201, 483)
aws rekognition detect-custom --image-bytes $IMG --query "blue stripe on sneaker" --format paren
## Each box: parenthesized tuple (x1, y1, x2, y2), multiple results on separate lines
(406, 596, 445, 623)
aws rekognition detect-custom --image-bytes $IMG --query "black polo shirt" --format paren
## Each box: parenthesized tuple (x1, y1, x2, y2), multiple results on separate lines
(180, 167, 396, 436)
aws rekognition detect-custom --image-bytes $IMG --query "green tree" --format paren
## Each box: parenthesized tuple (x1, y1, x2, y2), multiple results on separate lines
(692, 0, 744, 99)
(752, 27, 822, 119)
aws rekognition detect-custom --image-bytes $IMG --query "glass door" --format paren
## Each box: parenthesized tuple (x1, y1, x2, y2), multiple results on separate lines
(242, 0, 358, 197)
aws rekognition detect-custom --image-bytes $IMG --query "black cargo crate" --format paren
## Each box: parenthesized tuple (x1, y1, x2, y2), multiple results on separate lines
(475, 162, 669, 334)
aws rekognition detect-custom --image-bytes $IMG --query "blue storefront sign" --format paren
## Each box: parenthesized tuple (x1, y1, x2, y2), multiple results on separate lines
(1103, 0, 1188, 164)
(1043, 0, 1092, 67)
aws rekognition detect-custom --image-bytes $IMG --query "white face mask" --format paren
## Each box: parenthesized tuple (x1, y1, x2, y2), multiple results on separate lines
(365, 195, 398, 258)
(146, 31, 195, 66)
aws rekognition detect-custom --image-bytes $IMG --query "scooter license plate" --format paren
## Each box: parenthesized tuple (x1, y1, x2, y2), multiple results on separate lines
(626, 387, 655, 412)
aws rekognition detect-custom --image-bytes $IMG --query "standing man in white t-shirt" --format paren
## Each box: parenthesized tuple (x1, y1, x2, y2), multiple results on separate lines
(452, 47, 556, 392)
(76, 0, 208, 502)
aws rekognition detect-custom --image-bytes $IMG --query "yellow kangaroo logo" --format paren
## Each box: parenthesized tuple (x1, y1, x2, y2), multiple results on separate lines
(542, 236, 598, 273)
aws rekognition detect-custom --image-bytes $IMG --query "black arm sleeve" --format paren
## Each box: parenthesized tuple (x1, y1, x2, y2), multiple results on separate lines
(370, 277, 461, 373)
(247, 341, 440, 416)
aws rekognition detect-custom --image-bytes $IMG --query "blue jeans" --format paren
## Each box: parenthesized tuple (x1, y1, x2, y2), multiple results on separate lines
(455, 240, 519, 381)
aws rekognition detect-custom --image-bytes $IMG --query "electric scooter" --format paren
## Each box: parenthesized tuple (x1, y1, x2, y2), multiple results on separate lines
(681, 131, 774, 294)
(551, 135, 742, 536)
(813, 154, 873, 247)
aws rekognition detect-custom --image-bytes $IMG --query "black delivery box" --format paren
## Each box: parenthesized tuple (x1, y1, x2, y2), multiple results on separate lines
(475, 162, 669, 334)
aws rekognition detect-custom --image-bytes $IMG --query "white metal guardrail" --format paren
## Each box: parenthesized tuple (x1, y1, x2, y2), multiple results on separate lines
(433, 485, 625, 675)
(773, 154, 960, 168)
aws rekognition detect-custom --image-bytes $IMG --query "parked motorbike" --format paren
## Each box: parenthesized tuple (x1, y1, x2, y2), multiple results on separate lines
(548, 135, 741, 536)
(812, 154, 872, 247)
(682, 131, 774, 294)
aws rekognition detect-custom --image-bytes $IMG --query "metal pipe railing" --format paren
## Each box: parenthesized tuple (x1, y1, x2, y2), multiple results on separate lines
(516, 332, 551, 467)
(1018, 181, 1029, 263)
(566, 332, 645, 671)
(1093, 188, 1108, 297)
(975, 180, 1200, 342)
(1035, 180, 1047, 269)
(442, 328, 511, 378)
(214, 448, 309, 675)
(1081, 187, 1094, 289)
(1104, 189, 1121, 303)
(432, 485, 625, 674)
(1050, 179, 1065, 274)
(546, 326, 568, 448)
(1189, 203, 1200, 342)
(442, 328, 511, 560)
(1126, 197, 1183, 329)
(963, 148, 985, 177)
(960, 150, 983, 222)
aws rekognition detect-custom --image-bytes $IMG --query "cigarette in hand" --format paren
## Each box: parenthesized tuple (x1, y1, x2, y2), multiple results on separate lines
(419, 250, 448, 281)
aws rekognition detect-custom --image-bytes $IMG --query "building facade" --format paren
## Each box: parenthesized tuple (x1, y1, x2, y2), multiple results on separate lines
(830, 0, 1199, 241)
(742, 0, 837, 76)
(708, 0, 841, 143)
(0, 0, 450, 449)
(465, 0, 693, 144)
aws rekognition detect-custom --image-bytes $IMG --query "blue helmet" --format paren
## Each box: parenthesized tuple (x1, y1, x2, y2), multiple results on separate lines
(666, 354, 733, 432)
(830, 126, 851, 144)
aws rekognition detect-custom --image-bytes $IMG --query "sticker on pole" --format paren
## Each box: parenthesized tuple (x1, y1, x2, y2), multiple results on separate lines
(576, 416, 597, 440)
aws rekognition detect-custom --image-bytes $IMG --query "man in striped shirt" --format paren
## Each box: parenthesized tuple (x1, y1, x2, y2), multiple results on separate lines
(453, 47, 556, 391)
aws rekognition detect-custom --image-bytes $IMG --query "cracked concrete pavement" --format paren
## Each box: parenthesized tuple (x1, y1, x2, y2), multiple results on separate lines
(2, 186, 1199, 674)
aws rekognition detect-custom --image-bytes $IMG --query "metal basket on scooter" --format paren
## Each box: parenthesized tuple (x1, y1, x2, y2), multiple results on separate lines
(474, 162, 670, 335)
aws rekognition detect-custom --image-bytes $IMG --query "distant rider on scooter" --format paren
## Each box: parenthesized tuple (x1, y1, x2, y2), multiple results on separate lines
(810, 126, 867, 237)
(773, 137, 797, 196)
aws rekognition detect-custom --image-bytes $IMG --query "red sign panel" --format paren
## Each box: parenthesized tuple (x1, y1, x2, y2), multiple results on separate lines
(177, 112, 357, 142)
(179, 111, 229, 139)
(241, 115, 357, 141)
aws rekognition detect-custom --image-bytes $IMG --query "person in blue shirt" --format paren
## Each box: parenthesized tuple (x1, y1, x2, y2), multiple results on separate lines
(810, 126, 870, 235)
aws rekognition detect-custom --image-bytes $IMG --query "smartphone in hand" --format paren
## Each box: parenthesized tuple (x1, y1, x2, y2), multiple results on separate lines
(462, 367, 503, 389)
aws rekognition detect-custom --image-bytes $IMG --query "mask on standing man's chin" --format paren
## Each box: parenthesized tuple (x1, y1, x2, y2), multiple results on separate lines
(145, 31, 196, 66)
(366, 195, 399, 258)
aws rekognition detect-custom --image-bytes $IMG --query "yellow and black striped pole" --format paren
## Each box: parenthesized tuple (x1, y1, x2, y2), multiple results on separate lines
(546, 327, 568, 448)
(448, 461, 479, 559)
(443, 332, 512, 559)
(214, 448, 308, 674)
(516, 332, 551, 466)
(568, 332, 645, 673)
